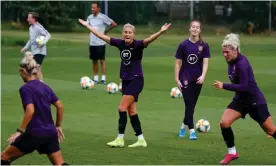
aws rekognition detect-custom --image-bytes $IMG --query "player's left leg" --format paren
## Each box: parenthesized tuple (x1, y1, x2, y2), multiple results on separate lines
(250, 104, 276, 139)
(99, 46, 107, 84)
(107, 95, 134, 148)
(33, 54, 45, 82)
(1, 145, 25, 165)
(128, 102, 147, 148)
(180, 82, 202, 140)
(261, 116, 276, 139)
(47, 151, 68, 165)
(100, 59, 106, 84)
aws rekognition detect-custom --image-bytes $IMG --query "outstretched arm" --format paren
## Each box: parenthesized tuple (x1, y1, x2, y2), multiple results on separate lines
(79, 19, 111, 44)
(143, 23, 171, 47)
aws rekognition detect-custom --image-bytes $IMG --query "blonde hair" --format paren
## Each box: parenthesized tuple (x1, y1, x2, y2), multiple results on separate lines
(222, 33, 241, 52)
(20, 51, 38, 74)
(123, 23, 135, 33)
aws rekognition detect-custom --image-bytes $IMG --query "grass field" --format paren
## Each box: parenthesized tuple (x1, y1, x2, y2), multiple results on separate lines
(1, 30, 276, 165)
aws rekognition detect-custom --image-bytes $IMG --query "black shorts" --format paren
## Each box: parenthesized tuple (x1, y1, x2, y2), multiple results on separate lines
(227, 99, 271, 124)
(34, 54, 45, 66)
(11, 132, 60, 155)
(122, 77, 144, 102)
(89, 45, 106, 60)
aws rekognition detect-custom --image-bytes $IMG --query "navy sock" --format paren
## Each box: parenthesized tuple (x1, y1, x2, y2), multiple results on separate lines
(273, 130, 276, 139)
(221, 127, 235, 148)
(118, 111, 127, 134)
(1, 160, 10, 165)
(130, 114, 143, 136)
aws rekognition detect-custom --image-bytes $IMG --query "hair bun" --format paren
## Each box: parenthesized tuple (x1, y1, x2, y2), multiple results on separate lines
(24, 51, 34, 61)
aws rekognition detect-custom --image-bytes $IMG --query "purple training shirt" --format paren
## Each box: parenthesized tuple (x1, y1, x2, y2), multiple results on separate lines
(223, 53, 266, 105)
(19, 80, 58, 137)
(110, 38, 147, 80)
(175, 39, 210, 82)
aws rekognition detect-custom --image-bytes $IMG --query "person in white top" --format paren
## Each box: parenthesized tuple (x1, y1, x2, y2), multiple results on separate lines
(87, 2, 117, 84)
(21, 12, 51, 82)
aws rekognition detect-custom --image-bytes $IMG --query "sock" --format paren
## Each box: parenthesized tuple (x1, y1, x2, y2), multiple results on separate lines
(181, 123, 185, 129)
(117, 134, 124, 139)
(221, 127, 235, 149)
(94, 75, 99, 81)
(118, 111, 127, 134)
(273, 130, 276, 139)
(101, 75, 106, 81)
(130, 114, 143, 136)
(1, 160, 11, 165)
(189, 129, 195, 134)
(228, 146, 237, 154)
(138, 134, 144, 140)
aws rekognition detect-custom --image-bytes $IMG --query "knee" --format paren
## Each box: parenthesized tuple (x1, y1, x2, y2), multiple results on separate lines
(128, 109, 136, 116)
(118, 107, 127, 112)
(100, 60, 105, 65)
(220, 120, 231, 128)
(264, 126, 276, 136)
(93, 60, 98, 65)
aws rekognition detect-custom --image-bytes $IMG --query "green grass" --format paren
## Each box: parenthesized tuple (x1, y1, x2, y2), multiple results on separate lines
(1, 30, 276, 165)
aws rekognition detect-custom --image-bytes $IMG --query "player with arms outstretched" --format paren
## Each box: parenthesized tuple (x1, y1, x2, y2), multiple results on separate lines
(79, 18, 171, 147)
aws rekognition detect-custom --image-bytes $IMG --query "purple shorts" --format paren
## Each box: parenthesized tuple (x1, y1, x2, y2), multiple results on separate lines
(227, 99, 270, 124)
(122, 77, 144, 102)
(11, 132, 60, 155)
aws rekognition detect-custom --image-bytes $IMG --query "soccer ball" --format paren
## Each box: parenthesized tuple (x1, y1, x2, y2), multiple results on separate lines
(106, 82, 119, 94)
(170, 87, 182, 98)
(35, 36, 45, 45)
(196, 119, 211, 132)
(80, 76, 94, 89)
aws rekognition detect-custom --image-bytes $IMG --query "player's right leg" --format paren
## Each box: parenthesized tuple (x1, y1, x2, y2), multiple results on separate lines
(1, 145, 24, 165)
(219, 107, 243, 165)
(107, 95, 134, 148)
(89, 46, 99, 83)
(1, 132, 39, 164)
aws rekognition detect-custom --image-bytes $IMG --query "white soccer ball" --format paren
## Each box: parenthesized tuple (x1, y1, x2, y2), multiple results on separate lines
(80, 76, 94, 89)
(196, 119, 211, 132)
(35, 36, 45, 45)
(170, 87, 182, 98)
(106, 82, 119, 94)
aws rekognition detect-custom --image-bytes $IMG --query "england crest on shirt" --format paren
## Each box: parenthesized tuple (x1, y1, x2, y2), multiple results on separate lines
(198, 45, 203, 52)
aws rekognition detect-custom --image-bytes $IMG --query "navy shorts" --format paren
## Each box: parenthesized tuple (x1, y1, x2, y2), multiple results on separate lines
(11, 132, 60, 155)
(89, 45, 106, 60)
(122, 77, 144, 102)
(34, 54, 45, 66)
(227, 99, 271, 124)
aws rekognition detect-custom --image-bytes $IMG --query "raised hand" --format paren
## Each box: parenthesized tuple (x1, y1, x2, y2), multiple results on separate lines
(78, 19, 89, 27)
(160, 23, 172, 32)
